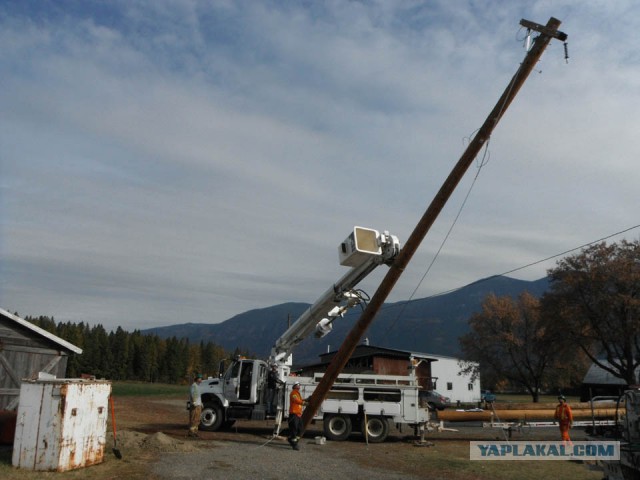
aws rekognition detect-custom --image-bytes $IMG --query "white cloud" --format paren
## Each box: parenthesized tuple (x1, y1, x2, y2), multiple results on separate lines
(1, 1, 639, 332)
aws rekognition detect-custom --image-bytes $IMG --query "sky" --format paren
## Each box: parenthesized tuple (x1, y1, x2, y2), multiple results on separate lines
(1, 0, 639, 333)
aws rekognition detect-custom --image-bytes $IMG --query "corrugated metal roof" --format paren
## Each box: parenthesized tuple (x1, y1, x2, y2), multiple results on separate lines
(582, 360, 636, 385)
(0, 308, 83, 354)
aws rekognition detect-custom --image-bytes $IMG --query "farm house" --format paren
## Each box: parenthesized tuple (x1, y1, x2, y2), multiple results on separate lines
(428, 353, 480, 405)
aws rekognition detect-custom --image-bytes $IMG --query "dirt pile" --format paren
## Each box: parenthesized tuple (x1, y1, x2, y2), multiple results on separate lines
(110, 430, 202, 453)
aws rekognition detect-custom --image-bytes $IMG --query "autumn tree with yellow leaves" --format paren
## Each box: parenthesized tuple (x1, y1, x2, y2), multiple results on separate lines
(459, 292, 584, 402)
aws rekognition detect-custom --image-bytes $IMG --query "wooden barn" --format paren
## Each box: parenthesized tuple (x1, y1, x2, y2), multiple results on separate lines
(0, 308, 82, 411)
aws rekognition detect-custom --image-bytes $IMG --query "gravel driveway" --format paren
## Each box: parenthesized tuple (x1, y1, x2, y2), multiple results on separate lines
(151, 435, 425, 480)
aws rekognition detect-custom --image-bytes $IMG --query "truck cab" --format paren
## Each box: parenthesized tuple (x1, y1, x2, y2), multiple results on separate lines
(222, 357, 267, 404)
(199, 357, 269, 431)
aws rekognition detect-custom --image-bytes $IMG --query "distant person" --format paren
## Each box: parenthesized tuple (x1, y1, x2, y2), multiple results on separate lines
(554, 395, 573, 442)
(188, 373, 203, 438)
(287, 382, 306, 450)
(266, 365, 284, 415)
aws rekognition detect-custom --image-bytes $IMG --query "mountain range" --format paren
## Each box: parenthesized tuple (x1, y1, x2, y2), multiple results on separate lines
(144, 275, 550, 365)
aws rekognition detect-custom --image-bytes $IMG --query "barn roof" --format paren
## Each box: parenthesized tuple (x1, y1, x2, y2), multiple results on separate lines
(318, 344, 439, 362)
(582, 360, 634, 386)
(0, 308, 83, 354)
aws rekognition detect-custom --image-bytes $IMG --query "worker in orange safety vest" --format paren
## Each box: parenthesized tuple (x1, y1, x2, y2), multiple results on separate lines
(287, 382, 306, 450)
(554, 395, 573, 442)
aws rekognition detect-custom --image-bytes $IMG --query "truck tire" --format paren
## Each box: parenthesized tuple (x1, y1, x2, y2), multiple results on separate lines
(323, 413, 352, 441)
(200, 403, 223, 431)
(361, 416, 389, 443)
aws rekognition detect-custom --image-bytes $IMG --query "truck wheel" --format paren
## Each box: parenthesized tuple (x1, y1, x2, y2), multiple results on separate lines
(323, 414, 352, 441)
(200, 403, 223, 431)
(361, 416, 389, 443)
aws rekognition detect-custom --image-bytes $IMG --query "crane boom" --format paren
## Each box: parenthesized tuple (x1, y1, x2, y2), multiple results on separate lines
(269, 227, 399, 369)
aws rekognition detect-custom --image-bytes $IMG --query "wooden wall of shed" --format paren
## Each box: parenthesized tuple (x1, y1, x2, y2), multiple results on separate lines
(372, 357, 408, 376)
(0, 318, 61, 350)
(415, 363, 434, 390)
(0, 318, 71, 410)
(371, 358, 433, 390)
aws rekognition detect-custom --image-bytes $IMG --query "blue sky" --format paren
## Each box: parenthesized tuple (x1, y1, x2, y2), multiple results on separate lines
(2, 1, 639, 332)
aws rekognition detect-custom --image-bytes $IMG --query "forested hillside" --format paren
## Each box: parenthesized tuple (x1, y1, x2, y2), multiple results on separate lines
(27, 316, 231, 383)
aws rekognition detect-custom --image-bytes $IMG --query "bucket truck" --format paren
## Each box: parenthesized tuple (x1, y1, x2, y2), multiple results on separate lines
(196, 227, 431, 442)
(595, 389, 639, 480)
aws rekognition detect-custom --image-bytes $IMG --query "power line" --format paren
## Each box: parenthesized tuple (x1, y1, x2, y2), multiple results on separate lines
(383, 143, 490, 333)
(417, 223, 640, 300)
(368, 223, 640, 332)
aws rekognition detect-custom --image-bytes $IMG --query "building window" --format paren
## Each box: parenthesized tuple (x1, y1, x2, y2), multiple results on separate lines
(447, 382, 453, 391)
(468, 383, 474, 391)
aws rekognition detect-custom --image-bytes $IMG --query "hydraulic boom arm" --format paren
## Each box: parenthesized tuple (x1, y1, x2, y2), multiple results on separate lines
(269, 227, 399, 368)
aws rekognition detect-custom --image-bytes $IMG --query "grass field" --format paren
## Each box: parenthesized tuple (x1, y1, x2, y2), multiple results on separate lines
(111, 381, 186, 397)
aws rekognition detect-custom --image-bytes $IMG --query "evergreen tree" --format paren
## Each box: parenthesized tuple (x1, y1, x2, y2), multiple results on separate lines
(109, 326, 130, 380)
(14, 314, 232, 384)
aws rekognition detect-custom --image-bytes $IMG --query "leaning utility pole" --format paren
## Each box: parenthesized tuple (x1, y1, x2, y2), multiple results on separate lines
(301, 17, 568, 432)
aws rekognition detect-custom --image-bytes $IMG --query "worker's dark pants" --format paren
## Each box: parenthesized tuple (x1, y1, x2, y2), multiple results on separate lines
(288, 414, 302, 442)
(266, 388, 276, 414)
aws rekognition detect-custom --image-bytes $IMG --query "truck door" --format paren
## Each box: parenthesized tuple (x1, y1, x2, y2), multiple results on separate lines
(223, 361, 242, 403)
(238, 361, 253, 401)
(223, 359, 256, 403)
